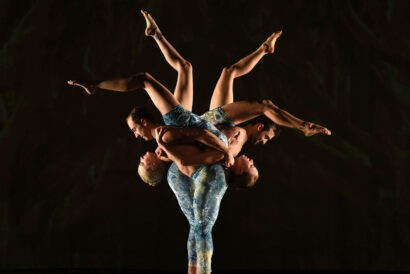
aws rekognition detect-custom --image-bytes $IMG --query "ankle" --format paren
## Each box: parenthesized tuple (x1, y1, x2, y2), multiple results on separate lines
(261, 43, 270, 54)
(154, 31, 163, 41)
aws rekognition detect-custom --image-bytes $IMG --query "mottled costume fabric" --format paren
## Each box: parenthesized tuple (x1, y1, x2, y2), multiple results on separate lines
(162, 105, 228, 144)
(200, 106, 235, 127)
(163, 105, 234, 273)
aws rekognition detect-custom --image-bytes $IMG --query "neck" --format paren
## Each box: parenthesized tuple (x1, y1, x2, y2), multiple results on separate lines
(241, 125, 252, 142)
(149, 123, 160, 139)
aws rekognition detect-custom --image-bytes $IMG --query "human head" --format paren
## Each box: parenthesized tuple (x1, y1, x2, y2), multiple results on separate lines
(229, 154, 259, 189)
(137, 151, 167, 186)
(126, 106, 156, 140)
(243, 116, 281, 145)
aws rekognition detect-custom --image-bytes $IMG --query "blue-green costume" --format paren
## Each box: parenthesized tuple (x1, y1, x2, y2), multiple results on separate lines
(162, 105, 234, 273)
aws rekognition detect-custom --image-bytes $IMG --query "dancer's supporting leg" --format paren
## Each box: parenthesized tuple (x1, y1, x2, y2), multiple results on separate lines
(167, 163, 198, 274)
(209, 31, 282, 109)
(141, 10, 193, 111)
(193, 165, 228, 274)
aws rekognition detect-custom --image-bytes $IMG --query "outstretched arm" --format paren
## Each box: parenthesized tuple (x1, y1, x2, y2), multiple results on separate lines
(221, 100, 331, 136)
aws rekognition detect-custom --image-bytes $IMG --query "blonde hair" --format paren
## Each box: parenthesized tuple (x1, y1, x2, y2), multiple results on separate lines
(137, 163, 167, 187)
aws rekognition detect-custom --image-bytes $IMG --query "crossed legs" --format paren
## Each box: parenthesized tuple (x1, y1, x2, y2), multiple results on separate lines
(168, 163, 227, 274)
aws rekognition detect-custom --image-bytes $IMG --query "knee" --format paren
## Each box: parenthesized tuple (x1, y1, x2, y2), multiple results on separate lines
(183, 61, 192, 70)
(222, 65, 237, 77)
(137, 71, 153, 81)
(194, 222, 213, 237)
(130, 72, 153, 89)
(260, 99, 276, 111)
(178, 60, 192, 72)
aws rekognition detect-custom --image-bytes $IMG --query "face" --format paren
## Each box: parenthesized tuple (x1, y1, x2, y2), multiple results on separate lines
(249, 124, 275, 145)
(127, 116, 152, 140)
(231, 155, 259, 177)
(139, 151, 161, 171)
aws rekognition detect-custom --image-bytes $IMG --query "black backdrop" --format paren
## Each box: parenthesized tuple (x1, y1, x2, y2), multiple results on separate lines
(0, 0, 409, 271)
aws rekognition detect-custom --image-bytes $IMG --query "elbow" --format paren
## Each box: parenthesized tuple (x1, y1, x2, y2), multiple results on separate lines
(179, 159, 193, 167)
(261, 99, 278, 113)
(215, 153, 225, 163)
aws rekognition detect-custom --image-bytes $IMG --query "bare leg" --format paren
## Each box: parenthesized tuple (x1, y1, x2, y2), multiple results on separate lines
(67, 74, 146, 94)
(209, 31, 282, 109)
(142, 10, 193, 111)
(221, 99, 331, 136)
(68, 73, 179, 115)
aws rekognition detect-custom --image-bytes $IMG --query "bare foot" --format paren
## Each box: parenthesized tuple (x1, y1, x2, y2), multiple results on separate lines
(303, 121, 332, 136)
(263, 30, 282, 54)
(67, 80, 95, 95)
(140, 9, 162, 39)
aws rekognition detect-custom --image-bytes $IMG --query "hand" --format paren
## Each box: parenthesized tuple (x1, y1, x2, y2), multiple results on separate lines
(155, 142, 172, 162)
(155, 146, 165, 157)
(303, 121, 332, 136)
(155, 126, 168, 143)
(223, 150, 235, 168)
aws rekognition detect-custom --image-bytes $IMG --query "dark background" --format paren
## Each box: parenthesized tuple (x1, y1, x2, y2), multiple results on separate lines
(0, 0, 409, 271)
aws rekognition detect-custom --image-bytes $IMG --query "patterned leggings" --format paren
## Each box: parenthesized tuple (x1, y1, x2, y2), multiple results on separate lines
(167, 163, 227, 273)
(162, 105, 233, 273)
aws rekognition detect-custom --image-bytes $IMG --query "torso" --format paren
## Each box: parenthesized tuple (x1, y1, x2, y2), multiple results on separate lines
(162, 142, 211, 177)
(218, 126, 247, 157)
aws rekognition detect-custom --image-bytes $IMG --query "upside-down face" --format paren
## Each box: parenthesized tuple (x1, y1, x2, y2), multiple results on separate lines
(126, 116, 153, 141)
(231, 154, 259, 178)
(139, 151, 162, 171)
(248, 124, 276, 145)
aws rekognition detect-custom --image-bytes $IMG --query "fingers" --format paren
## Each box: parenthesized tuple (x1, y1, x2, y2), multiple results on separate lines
(224, 152, 235, 167)
(155, 146, 163, 156)
(155, 126, 168, 137)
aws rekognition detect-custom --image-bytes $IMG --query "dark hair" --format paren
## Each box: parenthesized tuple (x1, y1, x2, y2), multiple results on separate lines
(225, 169, 259, 190)
(242, 116, 281, 137)
(231, 172, 258, 189)
(127, 106, 156, 124)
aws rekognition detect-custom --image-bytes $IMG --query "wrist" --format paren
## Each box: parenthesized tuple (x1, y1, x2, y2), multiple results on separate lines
(299, 121, 308, 131)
